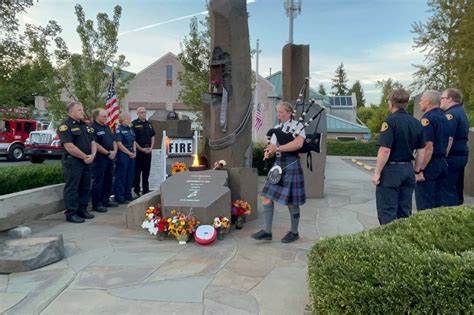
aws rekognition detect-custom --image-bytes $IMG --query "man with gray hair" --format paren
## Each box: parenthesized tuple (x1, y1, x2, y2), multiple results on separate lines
(415, 90, 449, 210)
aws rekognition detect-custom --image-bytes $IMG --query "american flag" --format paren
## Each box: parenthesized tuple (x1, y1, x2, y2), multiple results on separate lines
(106, 72, 119, 128)
(255, 103, 263, 131)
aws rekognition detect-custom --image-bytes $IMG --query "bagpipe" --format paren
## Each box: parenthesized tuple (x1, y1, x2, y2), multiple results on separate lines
(264, 78, 325, 172)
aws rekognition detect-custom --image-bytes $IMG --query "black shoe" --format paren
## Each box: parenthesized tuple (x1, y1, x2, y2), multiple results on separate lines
(66, 214, 85, 223)
(281, 231, 299, 243)
(77, 211, 95, 219)
(93, 206, 108, 213)
(251, 229, 272, 240)
(105, 201, 119, 208)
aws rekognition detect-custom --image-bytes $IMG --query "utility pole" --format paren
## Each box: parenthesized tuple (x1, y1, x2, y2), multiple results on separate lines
(284, 0, 302, 44)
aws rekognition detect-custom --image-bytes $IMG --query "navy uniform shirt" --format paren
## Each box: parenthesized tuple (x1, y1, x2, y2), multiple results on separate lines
(132, 119, 155, 148)
(421, 108, 448, 157)
(115, 124, 135, 151)
(58, 117, 94, 155)
(445, 104, 470, 156)
(377, 109, 425, 162)
(91, 121, 115, 151)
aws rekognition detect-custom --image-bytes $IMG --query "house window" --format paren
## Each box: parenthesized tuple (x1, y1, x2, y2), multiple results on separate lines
(166, 65, 172, 86)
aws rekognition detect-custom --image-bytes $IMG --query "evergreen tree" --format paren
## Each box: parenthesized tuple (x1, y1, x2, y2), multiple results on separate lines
(317, 83, 327, 95)
(349, 80, 365, 108)
(177, 16, 210, 122)
(331, 63, 349, 95)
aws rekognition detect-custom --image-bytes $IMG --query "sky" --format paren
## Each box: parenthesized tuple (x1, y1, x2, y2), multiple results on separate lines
(19, 0, 431, 105)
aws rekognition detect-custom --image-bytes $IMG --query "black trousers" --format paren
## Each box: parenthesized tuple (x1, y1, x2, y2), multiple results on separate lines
(415, 157, 448, 211)
(133, 151, 152, 194)
(91, 154, 114, 208)
(376, 164, 415, 225)
(62, 156, 91, 216)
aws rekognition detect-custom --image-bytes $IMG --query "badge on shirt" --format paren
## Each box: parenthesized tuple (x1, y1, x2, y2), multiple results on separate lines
(87, 126, 94, 133)
(380, 122, 389, 132)
(421, 118, 430, 127)
(59, 125, 68, 132)
(446, 113, 453, 120)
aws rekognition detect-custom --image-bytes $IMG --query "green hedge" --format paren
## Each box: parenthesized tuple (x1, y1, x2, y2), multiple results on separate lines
(327, 139, 378, 156)
(0, 164, 64, 195)
(308, 206, 474, 314)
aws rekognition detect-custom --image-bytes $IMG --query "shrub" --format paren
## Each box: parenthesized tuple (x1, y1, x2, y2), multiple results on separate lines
(252, 141, 266, 175)
(327, 140, 378, 156)
(308, 206, 474, 314)
(0, 164, 64, 195)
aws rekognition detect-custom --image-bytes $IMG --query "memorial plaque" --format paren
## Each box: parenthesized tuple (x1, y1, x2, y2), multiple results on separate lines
(160, 170, 231, 224)
(149, 149, 165, 191)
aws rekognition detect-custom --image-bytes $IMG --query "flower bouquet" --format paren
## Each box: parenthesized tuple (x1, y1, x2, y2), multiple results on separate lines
(141, 204, 168, 240)
(171, 162, 188, 175)
(167, 210, 200, 244)
(231, 200, 252, 229)
(212, 216, 230, 240)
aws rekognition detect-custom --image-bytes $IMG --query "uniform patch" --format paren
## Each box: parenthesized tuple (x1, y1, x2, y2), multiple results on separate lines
(59, 125, 68, 132)
(87, 127, 94, 133)
(446, 113, 454, 120)
(421, 118, 430, 127)
(380, 122, 389, 132)
(71, 127, 80, 131)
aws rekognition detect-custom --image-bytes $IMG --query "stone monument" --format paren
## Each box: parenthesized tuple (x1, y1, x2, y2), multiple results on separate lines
(282, 44, 327, 198)
(160, 170, 231, 224)
(464, 128, 474, 196)
(201, 0, 258, 218)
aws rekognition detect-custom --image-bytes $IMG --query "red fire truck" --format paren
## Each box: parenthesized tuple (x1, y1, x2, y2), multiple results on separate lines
(0, 108, 38, 161)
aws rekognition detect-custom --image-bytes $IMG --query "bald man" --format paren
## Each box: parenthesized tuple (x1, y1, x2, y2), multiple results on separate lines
(132, 107, 155, 196)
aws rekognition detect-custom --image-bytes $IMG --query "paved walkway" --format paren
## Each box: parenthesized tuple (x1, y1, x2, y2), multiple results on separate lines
(1, 156, 471, 314)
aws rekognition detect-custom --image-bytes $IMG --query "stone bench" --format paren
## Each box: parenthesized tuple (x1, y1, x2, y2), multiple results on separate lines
(0, 184, 65, 231)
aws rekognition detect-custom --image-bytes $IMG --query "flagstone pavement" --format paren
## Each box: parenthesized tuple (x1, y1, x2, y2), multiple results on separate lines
(2, 156, 472, 314)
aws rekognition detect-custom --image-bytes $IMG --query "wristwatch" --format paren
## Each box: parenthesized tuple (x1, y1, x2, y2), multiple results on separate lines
(415, 169, 423, 175)
(107, 151, 111, 157)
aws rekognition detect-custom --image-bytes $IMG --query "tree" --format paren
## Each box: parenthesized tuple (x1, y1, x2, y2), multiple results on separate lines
(455, 1, 474, 119)
(331, 63, 349, 95)
(349, 80, 365, 108)
(317, 83, 327, 95)
(411, 0, 467, 92)
(357, 106, 375, 125)
(177, 17, 210, 121)
(376, 78, 404, 108)
(365, 78, 404, 137)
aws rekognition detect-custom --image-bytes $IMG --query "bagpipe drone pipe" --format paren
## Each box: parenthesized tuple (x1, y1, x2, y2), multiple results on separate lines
(264, 78, 325, 172)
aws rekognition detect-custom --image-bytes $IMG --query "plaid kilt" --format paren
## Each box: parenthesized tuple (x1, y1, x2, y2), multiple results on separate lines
(261, 154, 306, 205)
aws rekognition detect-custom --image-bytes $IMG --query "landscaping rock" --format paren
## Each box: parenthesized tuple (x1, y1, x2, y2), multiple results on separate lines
(8, 226, 32, 239)
(0, 235, 64, 274)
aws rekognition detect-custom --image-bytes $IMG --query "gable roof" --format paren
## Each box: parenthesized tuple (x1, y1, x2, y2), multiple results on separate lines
(134, 52, 179, 77)
(327, 114, 370, 133)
